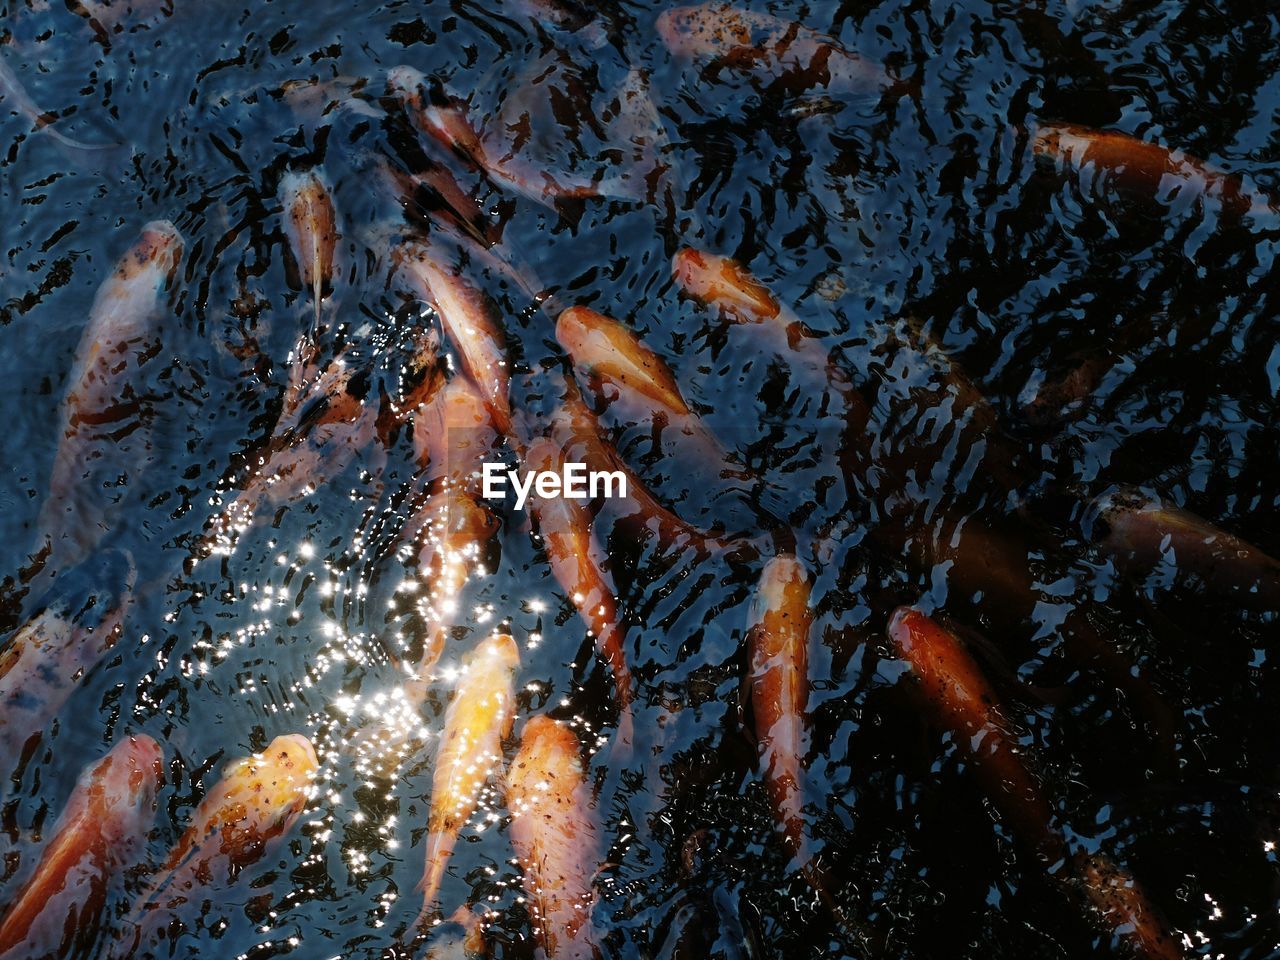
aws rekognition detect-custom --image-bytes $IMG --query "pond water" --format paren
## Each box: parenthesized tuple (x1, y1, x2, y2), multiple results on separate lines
(0, 1, 1278, 958)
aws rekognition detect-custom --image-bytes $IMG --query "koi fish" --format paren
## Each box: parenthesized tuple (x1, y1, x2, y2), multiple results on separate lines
(1089, 488, 1280, 614)
(1032, 122, 1276, 220)
(394, 241, 516, 444)
(414, 377, 498, 495)
(747, 555, 814, 871)
(418, 633, 520, 921)
(374, 154, 501, 251)
(387, 64, 632, 207)
(890, 608, 1185, 957)
(375, 326, 447, 450)
(671, 247, 867, 523)
(41, 220, 183, 569)
(885, 513, 1178, 759)
(548, 384, 756, 563)
(279, 169, 338, 333)
(656, 3, 894, 98)
(675, 832, 767, 960)
(507, 715, 600, 959)
(671, 248, 783, 327)
(126, 734, 317, 950)
(0, 735, 162, 960)
(745, 555, 865, 940)
(525, 437, 633, 750)
(888, 607, 1067, 864)
(674, 247, 993, 476)
(393, 376, 501, 669)
(556, 306, 690, 418)
(402, 489, 500, 671)
(0, 550, 134, 764)
(556, 305, 768, 514)
(671, 247, 856, 398)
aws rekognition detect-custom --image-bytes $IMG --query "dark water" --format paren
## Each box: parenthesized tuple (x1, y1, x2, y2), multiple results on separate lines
(1, 0, 1278, 957)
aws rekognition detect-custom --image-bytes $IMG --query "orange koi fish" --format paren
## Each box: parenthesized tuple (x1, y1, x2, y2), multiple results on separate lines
(1033, 122, 1275, 219)
(525, 437, 633, 749)
(1090, 488, 1279, 614)
(889, 608, 1184, 959)
(747, 555, 814, 872)
(0, 735, 162, 959)
(657, 3, 894, 97)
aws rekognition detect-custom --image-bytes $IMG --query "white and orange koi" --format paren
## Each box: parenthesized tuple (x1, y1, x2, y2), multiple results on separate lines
(125, 734, 317, 949)
(41, 221, 183, 568)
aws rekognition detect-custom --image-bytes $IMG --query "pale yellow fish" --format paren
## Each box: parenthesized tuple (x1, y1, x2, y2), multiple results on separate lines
(747, 554, 813, 870)
(418, 633, 521, 921)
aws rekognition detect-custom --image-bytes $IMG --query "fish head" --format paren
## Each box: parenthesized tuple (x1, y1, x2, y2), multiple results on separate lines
(73, 734, 164, 844)
(887, 606, 929, 656)
(218, 734, 318, 835)
(518, 713, 578, 761)
(126, 220, 184, 288)
(97, 733, 165, 808)
(279, 168, 328, 211)
(471, 633, 520, 675)
(386, 64, 431, 113)
(657, 4, 750, 57)
(1083, 485, 1160, 549)
(750, 554, 810, 635)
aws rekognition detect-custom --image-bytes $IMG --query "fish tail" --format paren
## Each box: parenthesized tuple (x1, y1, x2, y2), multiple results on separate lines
(418, 831, 454, 916)
(42, 125, 117, 151)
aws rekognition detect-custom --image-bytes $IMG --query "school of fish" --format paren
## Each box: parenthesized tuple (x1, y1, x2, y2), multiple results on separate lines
(0, 0, 1277, 958)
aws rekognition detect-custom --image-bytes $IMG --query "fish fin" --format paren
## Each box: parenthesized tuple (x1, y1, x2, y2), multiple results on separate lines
(940, 615, 1066, 708)
(40, 122, 120, 153)
(311, 243, 323, 339)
